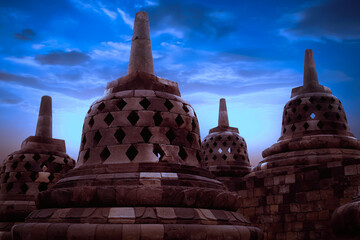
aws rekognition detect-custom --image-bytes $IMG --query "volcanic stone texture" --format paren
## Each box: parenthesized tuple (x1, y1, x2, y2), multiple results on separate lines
(12, 11, 263, 240)
(201, 99, 251, 190)
(0, 97, 75, 240)
(233, 50, 360, 240)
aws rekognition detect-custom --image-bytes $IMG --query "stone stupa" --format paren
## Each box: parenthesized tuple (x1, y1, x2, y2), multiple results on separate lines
(201, 98, 251, 190)
(12, 11, 263, 240)
(0, 96, 75, 240)
(234, 49, 360, 239)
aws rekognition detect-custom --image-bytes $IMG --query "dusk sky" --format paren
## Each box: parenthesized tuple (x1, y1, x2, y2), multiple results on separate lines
(0, 0, 359, 166)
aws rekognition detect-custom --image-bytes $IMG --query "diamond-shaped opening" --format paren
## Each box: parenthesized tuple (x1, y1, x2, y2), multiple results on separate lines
(84, 149, 90, 161)
(213, 142, 217, 147)
(94, 130, 102, 145)
(303, 105, 309, 111)
(100, 147, 111, 162)
(205, 157, 208, 161)
(38, 182, 48, 192)
(222, 141, 227, 146)
(127, 111, 140, 126)
(139, 98, 151, 110)
(20, 154, 25, 160)
(316, 104, 322, 110)
(227, 136, 231, 140)
(237, 149, 240, 153)
(191, 119, 196, 131)
(186, 132, 194, 144)
(153, 112, 163, 126)
(228, 148, 231, 153)
(117, 99, 127, 110)
(338, 106, 342, 111)
(217, 136, 222, 141)
(114, 128, 126, 144)
(140, 127, 152, 143)
(15, 172, 22, 180)
(40, 162, 47, 169)
(48, 173, 54, 182)
(331, 98, 335, 103)
(11, 162, 18, 169)
(317, 121, 324, 129)
(89, 117, 95, 127)
(233, 155, 237, 160)
(33, 154, 40, 161)
(97, 102, 106, 111)
(321, 96, 326, 102)
(209, 148, 213, 153)
(182, 104, 189, 113)
(244, 150, 247, 154)
(292, 108, 296, 113)
(196, 151, 201, 162)
(20, 183, 28, 193)
(178, 147, 188, 160)
(126, 145, 138, 161)
(153, 144, 165, 160)
(289, 102, 292, 106)
(222, 154, 227, 160)
(287, 117, 291, 123)
(206, 143, 209, 147)
(297, 114, 302, 120)
(175, 115, 184, 126)
(6, 183, 13, 192)
(4, 172, 9, 183)
(164, 99, 174, 111)
(328, 104, 333, 110)
(55, 164, 62, 172)
(343, 124, 347, 130)
(296, 98, 302, 105)
(82, 135, 86, 145)
(283, 128, 287, 133)
(218, 148, 223, 153)
(64, 158, 68, 164)
(323, 112, 329, 119)
(166, 129, 176, 143)
(309, 97, 315, 103)
(310, 113, 316, 119)
(291, 124, 296, 131)
(104, 113, 114, 126)
(240, 143, 244, 147)
(24, 161, 31, 171)
(331, 122, 337, 129)
(284, 111, 288, 116)
(30, 172, 37, 181)
(303, 122, 309, 130)
(212, 155, 217, 160)
(232, 142, 236, 146)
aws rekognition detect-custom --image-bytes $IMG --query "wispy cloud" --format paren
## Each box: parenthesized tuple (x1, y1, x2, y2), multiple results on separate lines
(35, 50, 91, 66)
(117, 8, 134, 29)
(101, 7, 117, 20)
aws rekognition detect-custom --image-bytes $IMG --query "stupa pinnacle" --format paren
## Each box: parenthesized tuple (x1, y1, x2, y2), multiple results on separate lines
(13, 11, 262, 240)
(201, 98, 251, 190)
(0, 96, 75, 240)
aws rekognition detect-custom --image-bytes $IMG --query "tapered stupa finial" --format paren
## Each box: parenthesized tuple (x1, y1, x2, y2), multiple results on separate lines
(35, 95, 52, 138)
(303, 49, 319, 88)
(128, 11, 154, 75)
(218, 98, 229, 127)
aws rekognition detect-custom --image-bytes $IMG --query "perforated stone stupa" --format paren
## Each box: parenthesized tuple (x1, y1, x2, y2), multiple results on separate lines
(235, 49, 360, 239)
(12, 11, 262, 240)
(201, 98, 251, 190)
(0, 96, 75, 240)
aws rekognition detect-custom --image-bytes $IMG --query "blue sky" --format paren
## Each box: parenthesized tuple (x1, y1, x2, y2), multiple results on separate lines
(0, 0, 359, 165)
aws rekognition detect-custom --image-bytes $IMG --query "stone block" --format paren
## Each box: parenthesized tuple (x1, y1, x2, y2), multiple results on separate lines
(344, 165, 357, 176)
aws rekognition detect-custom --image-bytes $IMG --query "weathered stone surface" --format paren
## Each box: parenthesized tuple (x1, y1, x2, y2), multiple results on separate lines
(0, 96, 75, 239)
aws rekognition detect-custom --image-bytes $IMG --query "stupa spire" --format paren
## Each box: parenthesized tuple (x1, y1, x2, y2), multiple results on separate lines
(303, 49, 319, 88)
(35, 95, 52, 138)
(128, 11, 154, 75)
(218, 98, 229, 127)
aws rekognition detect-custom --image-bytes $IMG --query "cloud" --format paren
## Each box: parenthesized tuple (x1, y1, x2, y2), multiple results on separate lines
(90, 41, 131, 61)
(117, 8, 134, 28)
(35, 50, 91, 65)
(0, 72, 45, 89)
(143, 0, 236, 40)
(101, 7, 117, 20)
(14, 29, 36, 40)
(280, 0, 360, 41)
(154, 28, 184, 39)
